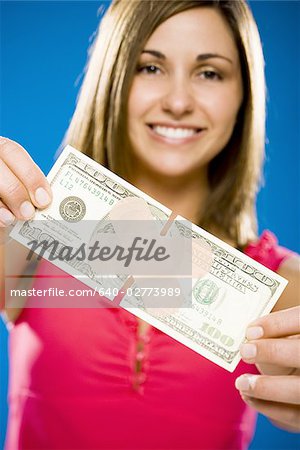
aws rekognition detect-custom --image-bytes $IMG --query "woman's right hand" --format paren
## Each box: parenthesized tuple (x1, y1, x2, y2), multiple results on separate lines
(0, 137, 52, 226)
(0, 137, 52, 319)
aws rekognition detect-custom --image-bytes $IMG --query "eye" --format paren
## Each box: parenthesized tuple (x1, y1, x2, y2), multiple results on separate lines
(199, 70, 222, 81)
(137, 64, 162, 75)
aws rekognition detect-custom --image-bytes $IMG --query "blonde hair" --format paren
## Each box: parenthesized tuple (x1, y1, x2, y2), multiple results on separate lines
(64, 0, 266, 247)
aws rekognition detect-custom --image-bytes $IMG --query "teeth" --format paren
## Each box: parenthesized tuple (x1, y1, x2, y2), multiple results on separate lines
(152, 126, 198, 139)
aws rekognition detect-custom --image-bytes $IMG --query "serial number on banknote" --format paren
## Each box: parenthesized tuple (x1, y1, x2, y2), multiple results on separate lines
(95, 286, 182, 297)
(60, 170, 116, 205)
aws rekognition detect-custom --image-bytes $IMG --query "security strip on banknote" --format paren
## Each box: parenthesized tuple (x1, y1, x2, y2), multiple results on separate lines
(9, 145, 288, 371)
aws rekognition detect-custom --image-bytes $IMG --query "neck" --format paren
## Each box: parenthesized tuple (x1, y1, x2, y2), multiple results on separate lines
(128, 166, 210, 224)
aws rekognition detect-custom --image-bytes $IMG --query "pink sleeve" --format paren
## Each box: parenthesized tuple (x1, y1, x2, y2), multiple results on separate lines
(244, 230, 297, 272)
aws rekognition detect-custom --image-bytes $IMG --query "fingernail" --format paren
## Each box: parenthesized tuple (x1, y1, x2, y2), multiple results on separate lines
(246, 326, 264, 340)
(35, 187, 51, 207)
(20, 201, 35, 219)
(235, 374, 258, 391)
(0, 208, 15, 226)
(240, 343, 257, 360)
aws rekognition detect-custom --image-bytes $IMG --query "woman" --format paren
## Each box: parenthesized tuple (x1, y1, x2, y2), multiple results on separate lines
(0, 1, 299, 448)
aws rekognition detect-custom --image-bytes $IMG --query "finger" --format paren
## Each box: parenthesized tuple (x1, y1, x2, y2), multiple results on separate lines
(246, 306, 300, 340)
(235, 374, 300, 404)
(240, 338, 300, 368)
(0, 137, 52, 209)
(241, 395, 300, 431)
(0, 199, 15, 227)
(0, 158, 36, 220)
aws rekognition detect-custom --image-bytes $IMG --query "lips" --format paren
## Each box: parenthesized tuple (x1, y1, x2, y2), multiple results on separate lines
(148, 124, 203, 140)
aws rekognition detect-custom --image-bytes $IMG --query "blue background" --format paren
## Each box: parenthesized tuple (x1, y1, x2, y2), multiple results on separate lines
(0, 1, 299, 448)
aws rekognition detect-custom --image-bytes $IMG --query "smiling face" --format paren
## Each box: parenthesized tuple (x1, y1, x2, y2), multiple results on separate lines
(127, 7, 244, 180)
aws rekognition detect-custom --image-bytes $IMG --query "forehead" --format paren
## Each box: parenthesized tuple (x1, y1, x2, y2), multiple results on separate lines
(144, 7, 239, 61)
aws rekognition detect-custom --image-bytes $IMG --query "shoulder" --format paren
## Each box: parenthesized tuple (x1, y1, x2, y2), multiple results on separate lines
(244, 230, 299, 311)
(274, 253, 300, 311)
(244, 230, 296, 272)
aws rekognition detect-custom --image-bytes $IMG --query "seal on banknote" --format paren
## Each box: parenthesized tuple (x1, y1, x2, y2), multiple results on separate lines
(59, 196, 86, 222)
(193, 279, 219, 305)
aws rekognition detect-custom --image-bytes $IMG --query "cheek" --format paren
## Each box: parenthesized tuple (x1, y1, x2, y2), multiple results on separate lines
(128, 78, 164, 126)
(222, 87, 243, 130)
(196, 82, 243, 130)
(127, 83, 140, 130)
(128, 81, 148, 123)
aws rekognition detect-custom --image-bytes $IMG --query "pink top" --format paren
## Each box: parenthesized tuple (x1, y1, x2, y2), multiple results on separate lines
(5, 230, 294, 450)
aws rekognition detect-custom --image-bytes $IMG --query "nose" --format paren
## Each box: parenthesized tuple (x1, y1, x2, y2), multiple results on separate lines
(161, 76, 194, 118)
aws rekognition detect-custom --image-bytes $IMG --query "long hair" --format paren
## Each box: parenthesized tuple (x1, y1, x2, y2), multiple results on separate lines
(63, 0, 266, 247)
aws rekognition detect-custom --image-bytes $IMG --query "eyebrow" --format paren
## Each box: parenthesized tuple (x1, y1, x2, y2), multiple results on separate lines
(141, 50, 233, 64)
(142, 50, 166, 59)
(196, 53, 233, 64)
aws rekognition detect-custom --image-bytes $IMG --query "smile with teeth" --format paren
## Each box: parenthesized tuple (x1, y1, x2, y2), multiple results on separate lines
(149, 125, 201, 139)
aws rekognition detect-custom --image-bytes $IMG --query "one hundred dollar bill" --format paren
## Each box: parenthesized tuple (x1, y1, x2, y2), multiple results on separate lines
(9, 145, 288, 371)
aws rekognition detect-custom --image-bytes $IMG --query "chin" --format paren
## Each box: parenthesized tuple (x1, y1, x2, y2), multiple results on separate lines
(130, 144, 206, 180)
(145, 159, 200, 180)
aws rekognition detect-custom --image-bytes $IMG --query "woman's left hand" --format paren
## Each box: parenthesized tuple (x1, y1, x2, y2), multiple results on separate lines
(235, 306, 300, 432)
